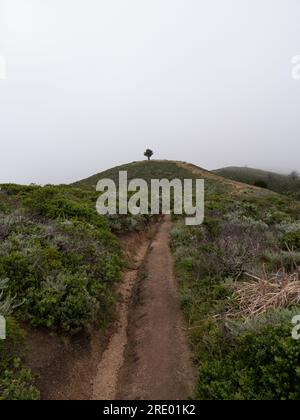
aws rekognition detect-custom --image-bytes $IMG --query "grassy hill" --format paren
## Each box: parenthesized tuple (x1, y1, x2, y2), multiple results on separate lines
(215, 166, 300, 199)
(73, 161, 196, 188)
(73, 160, 266, 197)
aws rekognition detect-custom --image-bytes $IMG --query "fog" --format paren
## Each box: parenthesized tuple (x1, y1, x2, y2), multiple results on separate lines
(0, 0, 300, 184)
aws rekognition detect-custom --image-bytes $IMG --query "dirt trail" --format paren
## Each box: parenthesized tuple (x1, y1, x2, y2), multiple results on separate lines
(91, 237, 151, 400)
(92, 216, 195, 400)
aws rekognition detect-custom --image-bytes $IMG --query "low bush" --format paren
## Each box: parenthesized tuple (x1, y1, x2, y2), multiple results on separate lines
(0, 219, 122, 332)
(171, 188, 300, 400)
(254, 180, 268, 189)
(280, 231, 300, 251)
(263, 250, 300, 272)
(0, 281, 39, 400)
(195, 319, 300, 400)
(0, 186, 124, 333)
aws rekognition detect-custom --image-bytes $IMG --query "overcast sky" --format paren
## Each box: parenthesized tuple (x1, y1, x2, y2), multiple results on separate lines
(0, 0, 299, 184)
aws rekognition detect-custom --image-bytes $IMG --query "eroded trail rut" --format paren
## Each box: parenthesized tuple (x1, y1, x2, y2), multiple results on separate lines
(92, 217, 195, 400)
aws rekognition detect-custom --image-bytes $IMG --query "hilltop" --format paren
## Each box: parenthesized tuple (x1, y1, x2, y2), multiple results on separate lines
(73, 160, 265, 196)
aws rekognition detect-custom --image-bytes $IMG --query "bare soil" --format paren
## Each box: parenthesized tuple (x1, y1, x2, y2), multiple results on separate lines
(25, 326, 109, 400)
(91, 228, 153, 399)
(115, 216, 195, 400)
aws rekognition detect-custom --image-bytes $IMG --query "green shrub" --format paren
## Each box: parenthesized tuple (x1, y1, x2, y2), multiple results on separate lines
(202, 217, 221, 240)
(280, 231, 300, 251)
(0, 316, 39, 400)
(254, 180, 268, 189)
(25, 272, 114, 332)
(0, 363, 40, 400)
(171, 187, 300, 400)
(0, 226, 122, 332)
(195, 320, 300, 400)
(23, 186, 108, 229)
(278, 221, 300, 234)
(263, 251, 300, 272)
(0, 189, 123, 333)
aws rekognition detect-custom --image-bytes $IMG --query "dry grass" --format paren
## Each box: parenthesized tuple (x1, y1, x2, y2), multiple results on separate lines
(227, 267, 300, 319)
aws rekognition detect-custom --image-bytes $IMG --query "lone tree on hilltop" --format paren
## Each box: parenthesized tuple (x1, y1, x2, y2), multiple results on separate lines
(144, 149, 154, 161)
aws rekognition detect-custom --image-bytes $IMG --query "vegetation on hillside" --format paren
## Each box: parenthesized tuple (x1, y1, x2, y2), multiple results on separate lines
(171, 180, 300, 400)
(72, 160, 198, 189)
(0, 182, 155, 399)
(0, 184, 125, 331)
(1, 160, 300, 400)
(0, 279, 40, 400)
(215, 167, 300, 200)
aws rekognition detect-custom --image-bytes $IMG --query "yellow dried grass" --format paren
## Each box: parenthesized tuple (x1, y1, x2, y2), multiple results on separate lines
(227, 267, 300, 319)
